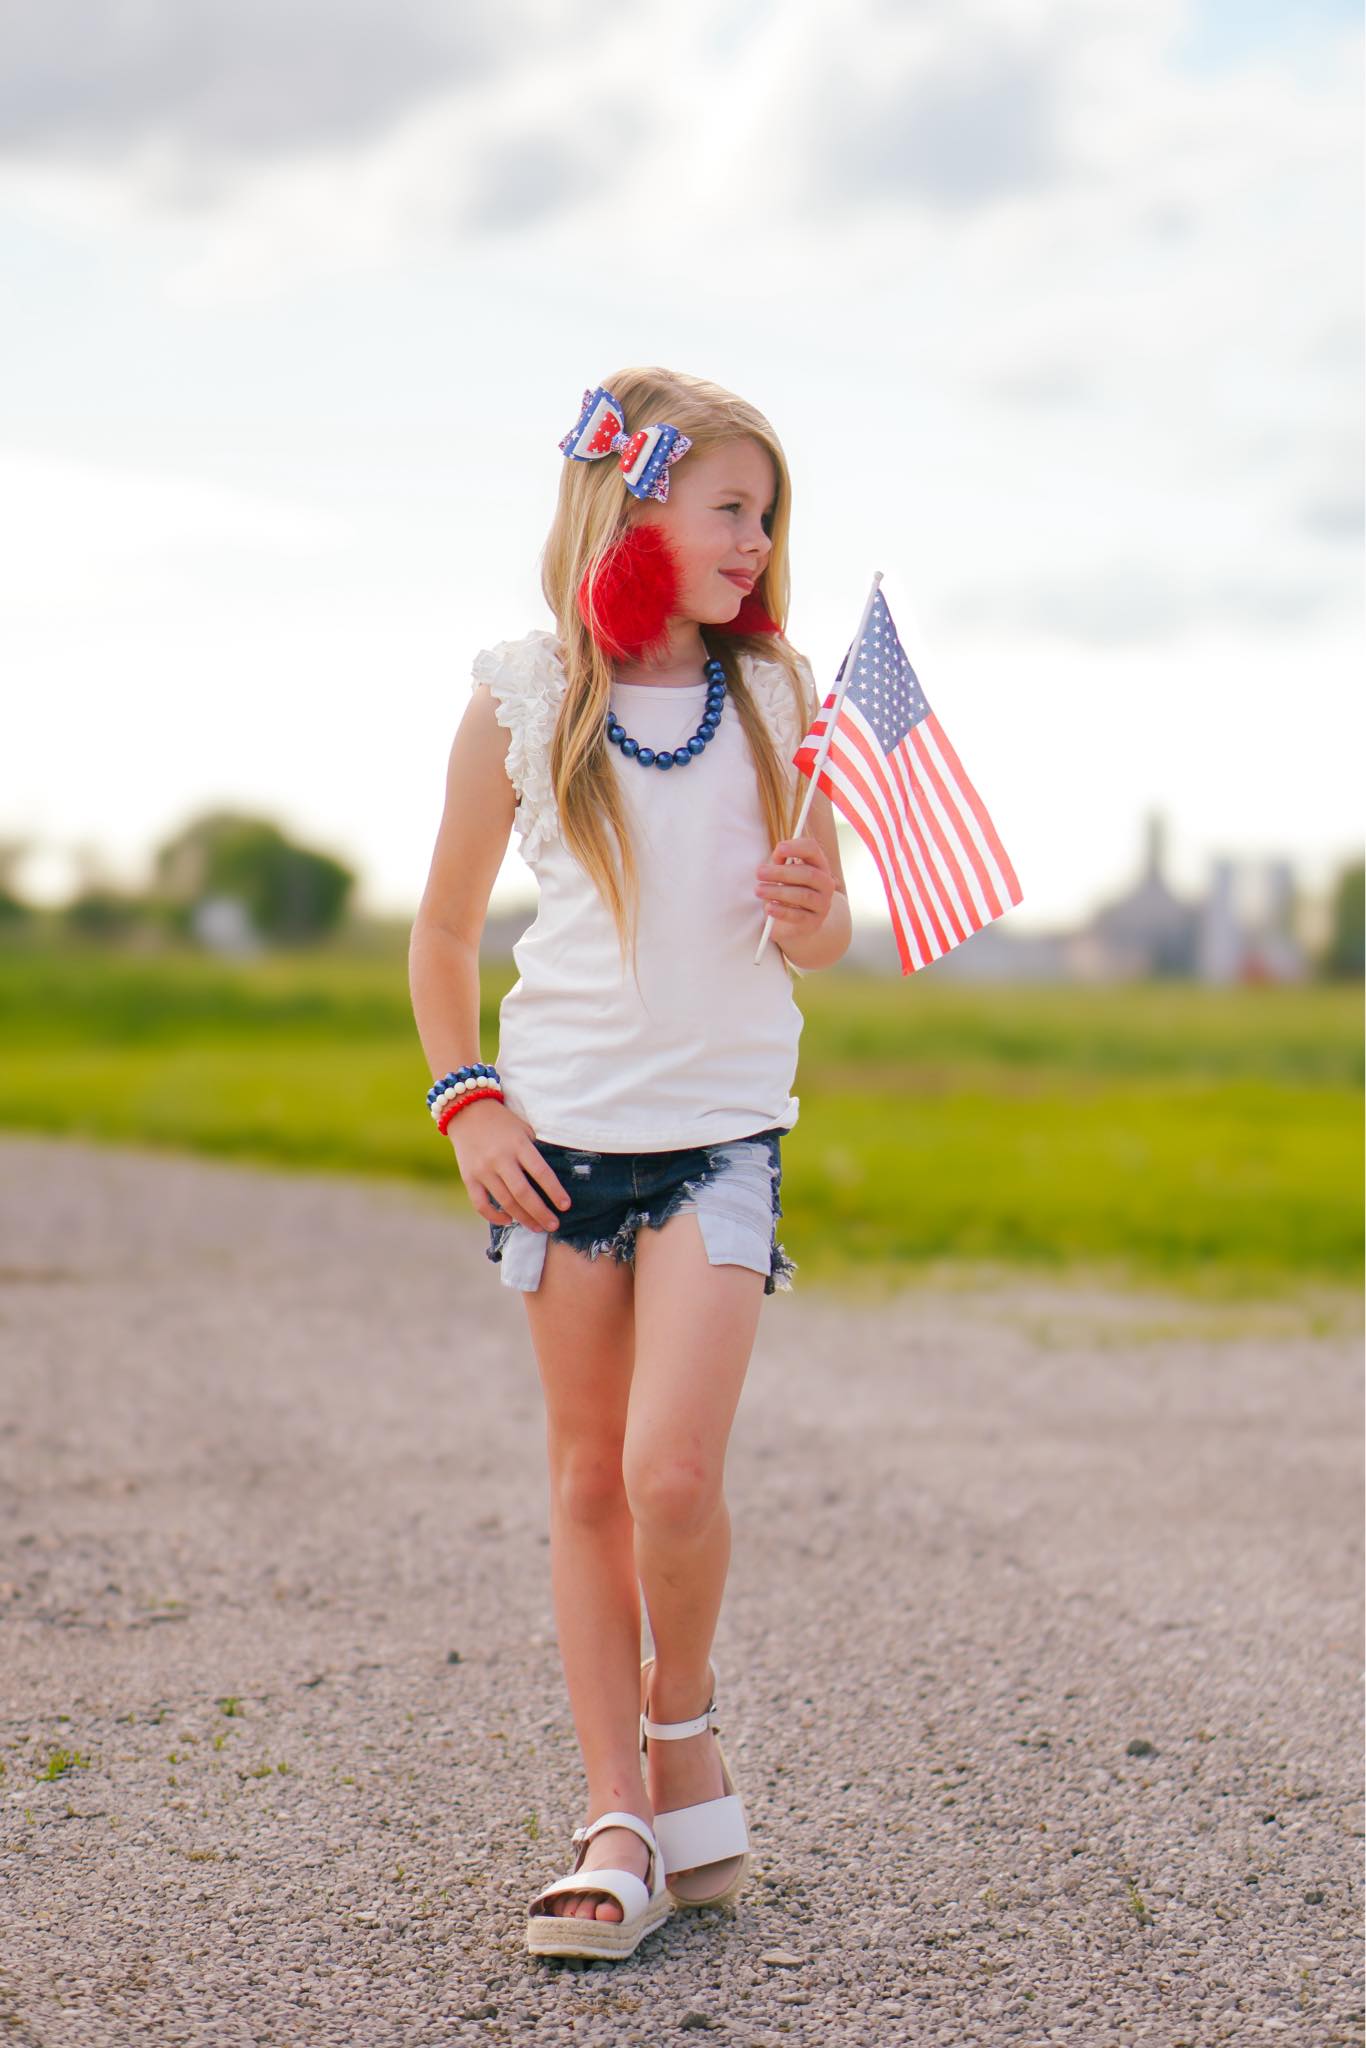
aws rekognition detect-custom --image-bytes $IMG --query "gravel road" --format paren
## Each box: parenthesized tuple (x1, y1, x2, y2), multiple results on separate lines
(1, 1132, 1361, 2048)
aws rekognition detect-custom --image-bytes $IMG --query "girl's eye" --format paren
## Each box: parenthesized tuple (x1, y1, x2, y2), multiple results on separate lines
(721, 502, 775, 536)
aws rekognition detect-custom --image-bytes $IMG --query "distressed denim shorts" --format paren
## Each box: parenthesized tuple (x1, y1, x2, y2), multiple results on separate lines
(484, 1126, 796, 1296)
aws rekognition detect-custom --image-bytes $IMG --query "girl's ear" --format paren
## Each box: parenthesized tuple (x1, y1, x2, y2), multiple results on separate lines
(577, 522, 681, 661)
(710, 589, 781, 636)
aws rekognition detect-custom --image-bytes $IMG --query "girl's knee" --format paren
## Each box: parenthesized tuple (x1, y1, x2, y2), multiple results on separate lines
(548, 1439, 629, 1525)
(622, 1449, 724, 1540)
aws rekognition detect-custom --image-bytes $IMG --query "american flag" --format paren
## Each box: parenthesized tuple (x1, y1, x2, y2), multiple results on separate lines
(793, 586, 1022, 974)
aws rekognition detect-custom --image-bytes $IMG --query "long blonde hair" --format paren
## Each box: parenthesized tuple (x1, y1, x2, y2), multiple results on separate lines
(540, 365, 816, 982)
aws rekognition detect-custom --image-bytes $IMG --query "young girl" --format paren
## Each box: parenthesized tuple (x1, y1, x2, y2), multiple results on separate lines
(409, 366, 851, 1961)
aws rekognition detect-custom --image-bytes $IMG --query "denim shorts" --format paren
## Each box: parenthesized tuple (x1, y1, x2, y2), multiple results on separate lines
(484, 1126, 796, 1296)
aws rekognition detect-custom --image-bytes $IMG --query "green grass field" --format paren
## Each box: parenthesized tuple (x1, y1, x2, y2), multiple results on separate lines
(1, 945, 1360, 1307)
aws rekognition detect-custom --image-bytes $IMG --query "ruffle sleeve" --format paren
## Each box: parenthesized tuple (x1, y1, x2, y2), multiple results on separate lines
(470, 628, 567, 866)
(742, 646, 819, 766)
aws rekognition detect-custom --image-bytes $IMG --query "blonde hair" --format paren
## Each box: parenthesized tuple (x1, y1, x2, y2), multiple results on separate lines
(539, 365, 816, 982)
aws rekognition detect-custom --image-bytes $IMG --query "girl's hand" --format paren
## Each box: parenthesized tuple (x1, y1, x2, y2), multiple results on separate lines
(448, 1097, 572, 1234)
(754, 837, 836, 935)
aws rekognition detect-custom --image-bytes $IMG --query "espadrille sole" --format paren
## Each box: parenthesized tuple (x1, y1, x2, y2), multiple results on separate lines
(526, 1882, 672, 1959)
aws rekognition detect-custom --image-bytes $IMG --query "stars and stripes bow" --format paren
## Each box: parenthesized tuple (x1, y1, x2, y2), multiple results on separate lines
(558, 385, 694, 502)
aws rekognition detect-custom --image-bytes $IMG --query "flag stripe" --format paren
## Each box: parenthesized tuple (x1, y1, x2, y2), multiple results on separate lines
(896, 720, 998, 924)
(922, 713, 1024, 908)
(845, 801, 919, 972)
(818, 711, 959, 953)
(794, 745, 933, 966)
(796, 747, 926, 967)
(806, 762, 918, 970)
(879, 734, 977, 944)
(886, 733, 986, 934)
(803, 709, 971, 955)
(910, 720, 1002, 922)
(796, 731, 944, 965)
(827, 729, 958, 958)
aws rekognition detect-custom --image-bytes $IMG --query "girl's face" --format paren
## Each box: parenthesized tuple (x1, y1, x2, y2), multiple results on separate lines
(632, 436, 777, 625)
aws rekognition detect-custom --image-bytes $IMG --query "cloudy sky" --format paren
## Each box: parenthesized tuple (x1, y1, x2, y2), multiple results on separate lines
(2, 0, 1361, 938)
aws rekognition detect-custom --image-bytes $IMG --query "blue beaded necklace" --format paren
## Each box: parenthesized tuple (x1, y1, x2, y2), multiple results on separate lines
(605, 655, 728, 771)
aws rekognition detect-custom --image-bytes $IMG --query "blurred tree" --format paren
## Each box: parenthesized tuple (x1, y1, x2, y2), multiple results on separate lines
(62, 887, 153, 942)
(1318, 858, 1364, 981)
(0, 837, 36, 932)
(0, 837, 31, 891)
(153, 810, 356, 946)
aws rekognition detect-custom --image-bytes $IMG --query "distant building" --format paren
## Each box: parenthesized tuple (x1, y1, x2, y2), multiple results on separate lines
(1083, 813, 1202, 978)
(1196, 853, 1307, 985)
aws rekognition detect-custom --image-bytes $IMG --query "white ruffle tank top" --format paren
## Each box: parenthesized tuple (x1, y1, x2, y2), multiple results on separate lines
(471, 629, 818, 1152)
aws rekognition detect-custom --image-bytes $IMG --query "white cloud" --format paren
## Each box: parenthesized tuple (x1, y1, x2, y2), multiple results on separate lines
(0, 0, 566, 161)
(0, 447, 349, 609)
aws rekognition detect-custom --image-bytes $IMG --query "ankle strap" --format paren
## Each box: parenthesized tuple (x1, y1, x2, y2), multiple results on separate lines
(639, 1661, 721, 1751)
(640, 1700, 720, 1748)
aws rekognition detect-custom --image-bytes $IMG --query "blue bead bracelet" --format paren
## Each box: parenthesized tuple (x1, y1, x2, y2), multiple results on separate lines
(428, 1063, 503, 1122)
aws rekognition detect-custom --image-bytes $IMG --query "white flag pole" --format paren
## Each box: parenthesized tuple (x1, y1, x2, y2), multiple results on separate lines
(754, 568, 883, 966)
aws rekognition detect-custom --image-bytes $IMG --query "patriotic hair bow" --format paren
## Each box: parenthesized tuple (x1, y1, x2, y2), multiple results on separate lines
(558, 385, 693, 503)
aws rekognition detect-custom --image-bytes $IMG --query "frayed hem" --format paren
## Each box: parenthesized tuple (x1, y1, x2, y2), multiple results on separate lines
(580, 1217, 645, 1265)
(765, 1239, 798, 1295)
(557, 1148, 744, 1272)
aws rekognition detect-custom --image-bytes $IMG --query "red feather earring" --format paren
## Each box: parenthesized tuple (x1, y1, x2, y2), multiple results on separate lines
(577, 523, 681, 662)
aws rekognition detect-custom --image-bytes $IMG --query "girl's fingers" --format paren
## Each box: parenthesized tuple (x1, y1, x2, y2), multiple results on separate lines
(759, 874, 834, 924)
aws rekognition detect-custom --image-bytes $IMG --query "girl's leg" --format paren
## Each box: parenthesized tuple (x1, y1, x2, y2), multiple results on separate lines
(625, 1211, 766, 1833)
(522, 1233, 652, 1922)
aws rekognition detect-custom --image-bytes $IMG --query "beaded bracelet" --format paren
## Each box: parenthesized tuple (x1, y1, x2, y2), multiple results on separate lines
(428, 1064, 504, 1137)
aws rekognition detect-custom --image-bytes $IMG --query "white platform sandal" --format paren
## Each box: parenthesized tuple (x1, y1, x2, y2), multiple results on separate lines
(640, 1656, 751, 1908)
(525, 1809, 672, 1959)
